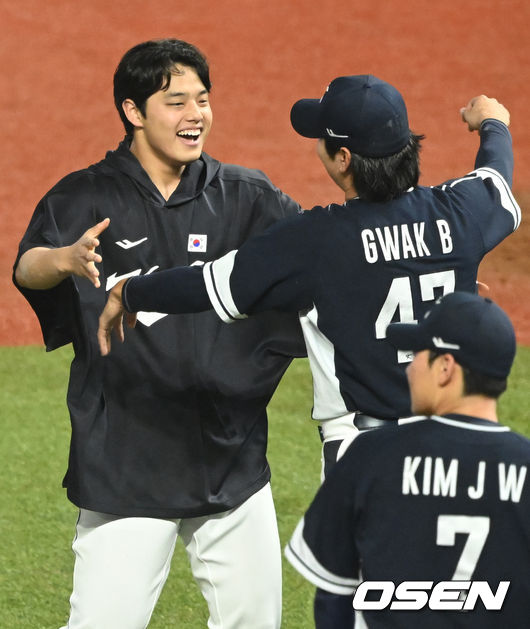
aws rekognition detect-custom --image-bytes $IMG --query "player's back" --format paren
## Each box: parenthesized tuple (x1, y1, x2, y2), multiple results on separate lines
(205, 160, 520, 422)
(349, 416, 530, 628)
(301, 174, 519, 420)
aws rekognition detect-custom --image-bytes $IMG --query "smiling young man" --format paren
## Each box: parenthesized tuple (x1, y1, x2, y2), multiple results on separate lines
(13, 39, 305, 629)
(122, 64, 212, 199)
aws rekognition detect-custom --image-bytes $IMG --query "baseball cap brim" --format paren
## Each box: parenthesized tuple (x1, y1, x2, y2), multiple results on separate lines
(290, 98, 322, 139)
(387, 293, 516, 379)
(386, 322, 430, 353)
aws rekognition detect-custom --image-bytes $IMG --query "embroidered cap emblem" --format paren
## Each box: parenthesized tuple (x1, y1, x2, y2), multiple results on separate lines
(432, 337, 461, 351)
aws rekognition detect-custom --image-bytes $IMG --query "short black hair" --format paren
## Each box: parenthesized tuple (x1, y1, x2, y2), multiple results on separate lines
(324, 133, 424, 202)
(114, 38, 211, 136)
(428, 350, 507, 399)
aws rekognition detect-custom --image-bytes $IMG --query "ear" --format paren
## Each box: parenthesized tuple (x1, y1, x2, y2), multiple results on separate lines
(437, 353, 458, 387)
(336, 147, 352, 173)
(121, 99, 145, 130)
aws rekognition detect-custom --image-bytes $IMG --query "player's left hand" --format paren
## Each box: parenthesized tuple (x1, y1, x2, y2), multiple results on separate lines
(460, 95, 510, 131)
(98, 279, 137, 356)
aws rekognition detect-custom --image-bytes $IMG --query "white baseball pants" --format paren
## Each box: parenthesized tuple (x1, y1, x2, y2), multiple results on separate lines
(59, 483, 281, 629)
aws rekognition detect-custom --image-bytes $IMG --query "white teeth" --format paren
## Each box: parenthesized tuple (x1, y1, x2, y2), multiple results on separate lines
(177, 130, 201, 138)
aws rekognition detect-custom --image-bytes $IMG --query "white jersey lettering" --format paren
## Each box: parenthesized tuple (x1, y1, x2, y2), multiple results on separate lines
(376, 225, 401, 261)
(498, 463, 527, 502)
(433, 458, 458, 497)
(401, 224, 417, 259)
(361, 228, 378, 264)
(402, 456, 421, 495)
(467, 461, 486, 499)
(413, 222, 431, 256)
(436, 219, 453, 253)
(362, 222, 432, 263)
(402, 456, 458, 497)
(422, 456, 433, 495)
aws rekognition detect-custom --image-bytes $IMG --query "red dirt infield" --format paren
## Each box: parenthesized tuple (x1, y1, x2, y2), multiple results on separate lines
(2, 0, 529, 345)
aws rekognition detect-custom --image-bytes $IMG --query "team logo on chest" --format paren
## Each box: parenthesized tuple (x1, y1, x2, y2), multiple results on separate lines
(115, 237, 148, 249)
(188, 234, 208, 252)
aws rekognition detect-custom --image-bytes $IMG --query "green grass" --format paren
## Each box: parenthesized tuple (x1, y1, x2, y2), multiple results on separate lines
(1, 346, 528, 628)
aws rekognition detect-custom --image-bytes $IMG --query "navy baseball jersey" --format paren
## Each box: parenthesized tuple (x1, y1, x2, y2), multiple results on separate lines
(285, 415, 530, 628)
(14, 140, 306, 518)
(125, 120, 520, 419)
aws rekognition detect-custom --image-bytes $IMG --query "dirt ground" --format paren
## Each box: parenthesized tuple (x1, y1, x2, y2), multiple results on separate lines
(1, 0, 529, 345)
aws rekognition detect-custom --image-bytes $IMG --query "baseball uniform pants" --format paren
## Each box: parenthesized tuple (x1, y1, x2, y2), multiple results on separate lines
(58, 483, 281, 629)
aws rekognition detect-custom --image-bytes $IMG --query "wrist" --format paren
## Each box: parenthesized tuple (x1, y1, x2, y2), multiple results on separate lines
(56, 245, 74, 277)
(478, 118, 509, 136)
(121, 278, 134, 312)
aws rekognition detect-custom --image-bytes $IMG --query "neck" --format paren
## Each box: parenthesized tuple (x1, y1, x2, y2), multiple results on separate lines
(343, 177, 357, 201)
(433, 395, 499, 423)
(129, 138, 185, 201)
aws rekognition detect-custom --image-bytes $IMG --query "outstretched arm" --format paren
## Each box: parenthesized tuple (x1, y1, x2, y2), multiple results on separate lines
(97, 213, 318, 355)
(15, 218, 110, 289)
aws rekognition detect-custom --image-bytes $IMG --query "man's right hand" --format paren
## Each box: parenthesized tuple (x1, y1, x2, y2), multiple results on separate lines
(460, 95, 510, 132)
(15, 218, 110, 290)
(65, 218, 110, 288)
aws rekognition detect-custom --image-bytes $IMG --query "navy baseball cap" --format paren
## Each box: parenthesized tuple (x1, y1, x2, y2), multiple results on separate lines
(290, 75, 410, 157)
(386, 292, 516, 379)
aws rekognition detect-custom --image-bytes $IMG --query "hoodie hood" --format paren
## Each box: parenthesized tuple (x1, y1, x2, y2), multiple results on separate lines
(95, 137, 221, 209)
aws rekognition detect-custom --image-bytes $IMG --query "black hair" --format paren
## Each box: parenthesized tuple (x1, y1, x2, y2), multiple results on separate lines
(324, 133, 424, 202)
(113, 39, 211, 136)
(427, 350, 507, 399)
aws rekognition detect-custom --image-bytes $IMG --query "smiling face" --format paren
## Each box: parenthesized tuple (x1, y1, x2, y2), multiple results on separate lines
(126, 65, 212, 175)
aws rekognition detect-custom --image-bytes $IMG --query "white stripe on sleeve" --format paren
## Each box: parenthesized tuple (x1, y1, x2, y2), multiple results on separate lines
(447, 167, 521, 230)
(284, 518, 359, 596)
(203, 251, 248, 324)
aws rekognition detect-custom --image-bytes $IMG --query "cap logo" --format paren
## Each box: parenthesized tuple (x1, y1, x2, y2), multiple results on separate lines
(432, 337, 460, 350)
(326, 128, 349, 139)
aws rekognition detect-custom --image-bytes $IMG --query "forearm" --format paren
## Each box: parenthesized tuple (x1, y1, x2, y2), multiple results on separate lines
(123, 266, 212, 314)
(15, 247, 73, 290)
(475, 119, 514, 185)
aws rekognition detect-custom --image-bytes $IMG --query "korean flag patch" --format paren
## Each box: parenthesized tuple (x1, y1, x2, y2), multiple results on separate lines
(188, 234, 207, 253)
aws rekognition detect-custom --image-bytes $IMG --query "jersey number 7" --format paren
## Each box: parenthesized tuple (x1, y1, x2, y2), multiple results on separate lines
(437, 514, 490, 580)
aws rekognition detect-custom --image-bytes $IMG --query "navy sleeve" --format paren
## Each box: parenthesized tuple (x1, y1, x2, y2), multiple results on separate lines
(123, 212, 321, 318)
(475, 119, 514, 185)
(230, 213, 319, 313)
(123, 266, 211, 314)
(285, 441, 362, 594)
(120, 184, 305, 317)
(302, 449, 361, 579)
(203, 211, 323, 322)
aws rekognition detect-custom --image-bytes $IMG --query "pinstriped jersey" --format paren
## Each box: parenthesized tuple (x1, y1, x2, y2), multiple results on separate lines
(202, 120, 520, 419)
(285, 415, 530, 628)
